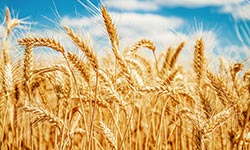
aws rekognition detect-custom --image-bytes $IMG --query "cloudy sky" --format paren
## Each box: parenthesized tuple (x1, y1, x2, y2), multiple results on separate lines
(0, 0, 250, 62)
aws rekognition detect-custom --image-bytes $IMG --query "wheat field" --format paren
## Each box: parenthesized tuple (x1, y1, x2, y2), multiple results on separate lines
(0, 5, 250, 150)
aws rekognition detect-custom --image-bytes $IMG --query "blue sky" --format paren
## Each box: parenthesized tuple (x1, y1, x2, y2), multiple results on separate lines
(0, 0, 250, 62)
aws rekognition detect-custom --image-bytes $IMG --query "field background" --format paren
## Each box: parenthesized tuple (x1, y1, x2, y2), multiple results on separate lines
(0, 0, 250, 150)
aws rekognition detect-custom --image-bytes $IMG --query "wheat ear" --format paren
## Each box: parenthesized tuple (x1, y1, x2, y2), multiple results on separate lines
(23, 45, 33, 81)
(101, 6, 119, 47)
(101, 5, 135, 88)
(128, 39, 156, 53)
(169, 42, 185, 68)
(164, 67, 179, 85)
(67, 51, 90, 84)
(206, 70, 235, 106)
(160, 47, 174, 75)
(193, 38, 204, 86)
(63, 26, 98, 72)
(2, 63, 13, 98)
(127, 39, 159, 74)
(2, 41, 10, 66)
(203, 108, 232, 138)
(18, 37, 65, 54)
(21, 104, 66, 131)
(131, 53, 153, 75)
(98, 121, 117, 149)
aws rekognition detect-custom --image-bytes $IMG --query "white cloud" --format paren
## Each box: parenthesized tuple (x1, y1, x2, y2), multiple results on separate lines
(107, 13, 220, 65)
(113, 12, 184, 43)
(104, 0, 158, 11)
(57, 11, 223, 69)
(114, 13, 183, 30)
(30, 6, 247, 69)
(0, 0, 244, 70)
(60, 12, 184, 55)
(61, 16, 95, 27)
(60, 16, 99, 27)
(60, 15, 107, 39)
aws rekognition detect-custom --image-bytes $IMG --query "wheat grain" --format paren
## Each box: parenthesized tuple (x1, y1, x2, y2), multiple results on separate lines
(23, 45, 33, 81)
(194, 38, 204, 86)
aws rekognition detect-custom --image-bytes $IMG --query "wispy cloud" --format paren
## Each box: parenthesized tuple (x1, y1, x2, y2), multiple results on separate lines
(104, 0, 244, 11)
(218, 45, 250, 60)
(155, 0, 243, 8)
(214, 45, 250, 70)
(103, 0, 248, 23)
(220, 2, 250, 20)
